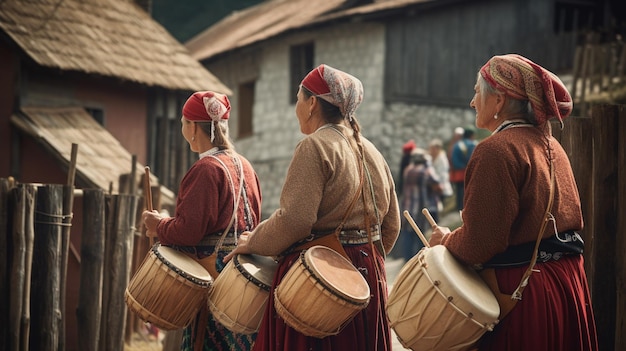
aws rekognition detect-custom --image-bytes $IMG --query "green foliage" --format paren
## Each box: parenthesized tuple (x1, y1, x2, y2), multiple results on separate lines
(152, 0, 263, 42)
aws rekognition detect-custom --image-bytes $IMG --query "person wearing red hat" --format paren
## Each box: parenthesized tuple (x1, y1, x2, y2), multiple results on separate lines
(225, 64, 400, 351)
(429, 54, 598, 350)
(142, 91, 262, 350)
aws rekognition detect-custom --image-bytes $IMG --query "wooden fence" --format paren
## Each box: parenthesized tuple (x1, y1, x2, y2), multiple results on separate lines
(0, 181, 138, 351)
(552, 104, 626, 351)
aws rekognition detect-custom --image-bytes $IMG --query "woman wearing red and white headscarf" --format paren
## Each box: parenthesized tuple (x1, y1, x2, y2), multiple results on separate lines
(226, 64, 400, 351)
(429, 54, 598, 350)
(142, 91, 262, 351)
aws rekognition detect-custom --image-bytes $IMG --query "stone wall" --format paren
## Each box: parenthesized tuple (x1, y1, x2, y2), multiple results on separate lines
(208, 22, 476, 218)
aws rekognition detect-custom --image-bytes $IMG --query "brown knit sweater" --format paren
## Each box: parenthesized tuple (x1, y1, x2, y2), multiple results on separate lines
(247, 124, 400, 256)
(442, 125, 583, 265)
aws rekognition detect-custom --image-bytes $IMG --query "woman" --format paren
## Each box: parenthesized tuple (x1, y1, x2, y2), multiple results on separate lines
(400, 147, 441, 262)
(225, 64, 400, 351)
(429, 54, 598, 350)
(142, 91, 262, 351)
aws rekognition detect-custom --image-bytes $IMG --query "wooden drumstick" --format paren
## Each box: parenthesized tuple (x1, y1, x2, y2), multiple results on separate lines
(422, 208, 438, 228)
(403, 210, 430, 248)
(144, 166, 154, 246)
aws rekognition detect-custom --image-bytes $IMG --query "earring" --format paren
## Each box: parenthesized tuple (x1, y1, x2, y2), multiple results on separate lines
(494, 113, 498, 120)
(192, 136, 195, 141)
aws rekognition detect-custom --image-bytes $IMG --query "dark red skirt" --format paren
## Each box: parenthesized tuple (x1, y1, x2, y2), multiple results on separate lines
(479, 255, 598, 351)
(252, 244, 392, 351)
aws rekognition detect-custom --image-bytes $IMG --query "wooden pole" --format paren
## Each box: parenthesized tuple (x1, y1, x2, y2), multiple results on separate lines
(30, 184, 63, 351)
(101, 194, 138, 351)
(77, 189, 105, 351)
(9, 186, 26, 351)
(59, 143, 78, 351)
(0, 178, 14, 349)
(615, 105, 626, 351)
(21, 185, 36, 351)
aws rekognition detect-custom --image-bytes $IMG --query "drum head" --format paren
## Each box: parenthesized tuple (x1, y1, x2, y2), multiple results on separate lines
(305, 245, 370, 301)
(156, 245, 211, 282)
(236, 254, 278, 287)
(424, 245, 499, 320)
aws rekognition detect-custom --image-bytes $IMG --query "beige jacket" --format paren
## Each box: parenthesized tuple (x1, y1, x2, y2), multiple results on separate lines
(247, 124, 400, 256)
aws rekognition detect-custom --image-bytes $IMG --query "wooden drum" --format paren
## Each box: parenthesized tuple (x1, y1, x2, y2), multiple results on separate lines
(387, 245, 500, 350)
(274, 245, 370, 338)
(125, 244, 212, 330)
(208, 254, 278, 334)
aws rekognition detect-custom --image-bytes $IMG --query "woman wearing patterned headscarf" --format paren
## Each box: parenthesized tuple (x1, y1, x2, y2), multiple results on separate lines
(142, 91, 262, 351)
(429, 54, 598, 350)
(225, 64, 400, 351)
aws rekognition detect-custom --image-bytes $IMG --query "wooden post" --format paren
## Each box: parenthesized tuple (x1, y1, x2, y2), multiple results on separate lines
(0, 178, 14, 349)
(591, 105, 619, 351)
(59, 143, 78, 351)
(100, 194, 138, 351)
(615, 105, 626, 351)
(30, 184, 63, 351)
(77, 189, 105, 351)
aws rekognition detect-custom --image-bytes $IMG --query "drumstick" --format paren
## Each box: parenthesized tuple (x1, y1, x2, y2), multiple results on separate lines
(403, 210, 430, 248)
(144, 166, 154, 246)
(422, 208, 438, 228)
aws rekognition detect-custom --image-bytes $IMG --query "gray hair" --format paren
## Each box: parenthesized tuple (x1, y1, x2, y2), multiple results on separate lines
(477, 73, 537, 124)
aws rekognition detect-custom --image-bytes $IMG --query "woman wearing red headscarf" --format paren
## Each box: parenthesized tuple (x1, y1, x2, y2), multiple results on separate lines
(225, 64, 400, 351)
(429, 54, 598, 350)
(142, 91, 262, 350)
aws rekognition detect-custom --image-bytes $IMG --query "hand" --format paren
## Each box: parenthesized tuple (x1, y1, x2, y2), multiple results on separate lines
(428, 225, 451, 246)
(142, 210, 162, 238)
(224, 231, 252, 263)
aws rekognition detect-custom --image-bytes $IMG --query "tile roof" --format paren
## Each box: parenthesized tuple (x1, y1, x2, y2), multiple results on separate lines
(0, 0, 231, 93)
(185, 0, 348, 61)
(185, 0, 432, 62)
(11, 106, 173, 204)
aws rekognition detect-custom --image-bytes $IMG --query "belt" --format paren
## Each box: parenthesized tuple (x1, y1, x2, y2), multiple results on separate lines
(196, 231, 238, 246)
(311, 225, 381, 245)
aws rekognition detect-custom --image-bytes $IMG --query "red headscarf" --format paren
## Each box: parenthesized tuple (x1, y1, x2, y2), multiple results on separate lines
(480, 54, 572, 125)
(301, 64, 363, 121)
(182, 91, 231, 122)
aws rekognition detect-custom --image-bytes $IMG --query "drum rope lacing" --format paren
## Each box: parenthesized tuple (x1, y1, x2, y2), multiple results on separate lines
(415, 253, 498, 331)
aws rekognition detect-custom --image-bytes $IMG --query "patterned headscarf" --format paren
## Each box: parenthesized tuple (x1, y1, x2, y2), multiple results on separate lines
(182, 91, 231, 142)
(479, 54, 572, 125)
(301, 64, 364, 121)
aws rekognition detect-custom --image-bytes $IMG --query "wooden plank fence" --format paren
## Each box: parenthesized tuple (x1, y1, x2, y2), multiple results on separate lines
(552, 104, 626, 351)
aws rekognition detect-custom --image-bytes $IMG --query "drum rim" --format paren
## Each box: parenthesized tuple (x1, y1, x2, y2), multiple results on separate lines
(300, 249, 370, 305)
(152, 244, 211, 287)
(234, 254, 276, 292)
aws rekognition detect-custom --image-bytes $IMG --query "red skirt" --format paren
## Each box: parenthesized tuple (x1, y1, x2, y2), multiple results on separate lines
(252, 244, 392, 351)
(479, 255, 598, 351)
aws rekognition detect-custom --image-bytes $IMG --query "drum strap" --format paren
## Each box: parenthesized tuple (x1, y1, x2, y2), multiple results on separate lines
(479, 158, 556, 320)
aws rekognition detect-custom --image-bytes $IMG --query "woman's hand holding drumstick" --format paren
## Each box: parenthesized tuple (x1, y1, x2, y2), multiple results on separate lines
(422, 208, 451, 246)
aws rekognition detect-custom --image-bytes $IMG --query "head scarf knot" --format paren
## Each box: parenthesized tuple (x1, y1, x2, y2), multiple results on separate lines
(301, 64, 363, 121)
(480, 54, 572, 125)
(182, 91, 231, 142)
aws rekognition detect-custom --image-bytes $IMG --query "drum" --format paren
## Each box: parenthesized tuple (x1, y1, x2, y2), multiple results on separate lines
(125, 244, 212, 330)
(208, 254, 278, 334)
(274, 245, 370, 338)
(387, 245, 500, 351)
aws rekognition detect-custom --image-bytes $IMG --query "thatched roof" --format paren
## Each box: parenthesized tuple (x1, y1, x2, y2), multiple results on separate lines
(11, 106, 173, 204)
(0, 0, 230, 93)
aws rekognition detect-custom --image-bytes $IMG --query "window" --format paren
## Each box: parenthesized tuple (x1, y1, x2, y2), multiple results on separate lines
(238, 81, 255, 138)
(85, 107, 104, 125)
(289, 42, 314, 104)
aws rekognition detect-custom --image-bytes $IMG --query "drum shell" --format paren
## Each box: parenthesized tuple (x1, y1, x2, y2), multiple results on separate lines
(387, 245, 500, 351)
(208, 254, 277, 334)
(125, 245, 212, 330)
(274, 245, 370, 338)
